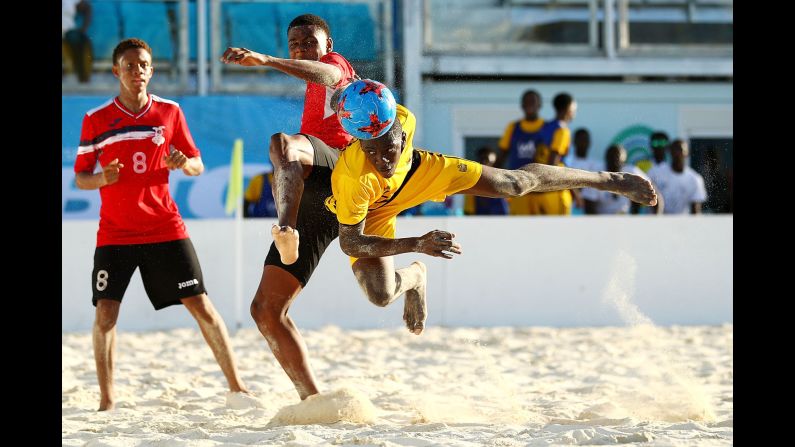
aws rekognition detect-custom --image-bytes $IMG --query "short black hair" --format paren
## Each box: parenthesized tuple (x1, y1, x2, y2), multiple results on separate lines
(650, 131, 669, 142)
(574, 128, 590, 138)
(521, 89, 541, 106)
(552, 92, 573, 113)
(288, 14, 331, 37)
(112, 38, 152, 65)
(669, 139, 686, 152)
(386, 116, 403, 140)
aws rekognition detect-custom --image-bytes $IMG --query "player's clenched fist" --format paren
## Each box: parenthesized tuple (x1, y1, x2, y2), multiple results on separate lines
(102, 158, 124, 186)
(164, 150, 188, 170)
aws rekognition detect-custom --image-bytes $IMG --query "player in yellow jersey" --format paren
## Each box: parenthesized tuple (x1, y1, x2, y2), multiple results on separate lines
(329, 103, 657, 336)
(523, 92, 577, 215)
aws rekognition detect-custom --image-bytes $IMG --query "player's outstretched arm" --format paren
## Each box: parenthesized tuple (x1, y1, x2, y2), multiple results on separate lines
(339, 220, 462, 259)
(220, 47, 341, 86)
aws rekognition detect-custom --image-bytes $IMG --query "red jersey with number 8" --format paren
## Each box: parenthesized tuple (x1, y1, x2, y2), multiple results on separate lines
(74, 94, 199, 247)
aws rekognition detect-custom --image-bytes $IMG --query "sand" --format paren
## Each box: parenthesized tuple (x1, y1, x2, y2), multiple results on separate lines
(62, 324, 732, 446)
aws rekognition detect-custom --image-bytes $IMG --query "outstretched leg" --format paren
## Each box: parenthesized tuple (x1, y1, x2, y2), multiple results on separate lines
(269, 133, 315, 265)
(181, 294, 248, 394)
(459, 163, 657, 206)
(352, 257, 428, 334)
(93, 299, 121, 411)
(250, 265, 320, 399)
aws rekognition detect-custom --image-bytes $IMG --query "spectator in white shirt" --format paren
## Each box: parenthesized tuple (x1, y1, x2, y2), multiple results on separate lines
(587, 144, 653, 215)
(566, 128, 601, 214)
(651, 139, 707, 214)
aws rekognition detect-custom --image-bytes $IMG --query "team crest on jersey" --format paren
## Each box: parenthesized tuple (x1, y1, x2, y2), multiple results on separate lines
(517, 141, 535, 159)
(458, 162, 467, 172)
(152, 126, 166, 145)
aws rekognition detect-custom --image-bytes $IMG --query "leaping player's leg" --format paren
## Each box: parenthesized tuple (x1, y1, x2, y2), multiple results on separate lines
(269, 133, 315, 265)
(351, 257, 428, 335)
(252, 144, 339, 399)
(250, 265, 320, 399)
(459, 164, 657, 206)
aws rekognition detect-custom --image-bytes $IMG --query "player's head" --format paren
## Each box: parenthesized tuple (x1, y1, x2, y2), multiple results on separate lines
(476, 146, 498, 167)
(287, 14, 332, 60)
(553, 92, 576, 122)
(112, 38, 154, 94)
(649, 131, 670, 163)
(669, 139, 688, 172)
(573, 128, 590, 157)
(520, 89, 541, 119)
(361, 118, 405, 178)
(605, 144, 627, 172)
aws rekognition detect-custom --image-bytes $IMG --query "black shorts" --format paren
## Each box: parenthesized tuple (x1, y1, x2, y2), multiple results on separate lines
(264, 133, 340, 287)
(92, 238, 207, 310)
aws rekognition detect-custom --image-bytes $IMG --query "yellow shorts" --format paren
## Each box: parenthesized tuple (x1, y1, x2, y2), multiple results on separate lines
(350, 150, 482, 264)
(509, 190, 572, 215)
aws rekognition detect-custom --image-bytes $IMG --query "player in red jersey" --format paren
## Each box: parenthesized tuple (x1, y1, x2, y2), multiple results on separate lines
(221, 14, 357, 400)
(74, 38, 254, 411)
(222, 14, 355, 265)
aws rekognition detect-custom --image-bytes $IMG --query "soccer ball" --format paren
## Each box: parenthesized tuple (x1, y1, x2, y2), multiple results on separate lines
(336, 79, 397, 140)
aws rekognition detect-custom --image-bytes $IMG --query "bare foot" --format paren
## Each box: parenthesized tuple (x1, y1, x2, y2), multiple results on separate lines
(403, 261, 427, 335)
(98, 398, 115, 411)
(272, 224, 299, 265)
(614, 172, 658, 206)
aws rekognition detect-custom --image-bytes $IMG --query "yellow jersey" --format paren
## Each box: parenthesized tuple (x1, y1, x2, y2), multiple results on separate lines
(328, 104, 482, 260)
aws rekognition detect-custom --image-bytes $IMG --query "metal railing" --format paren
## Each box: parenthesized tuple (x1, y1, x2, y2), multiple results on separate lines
(63, 0, 393, 95)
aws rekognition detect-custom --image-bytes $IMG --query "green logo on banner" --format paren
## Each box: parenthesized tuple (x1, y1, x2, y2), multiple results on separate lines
(610, 124, 655, 172)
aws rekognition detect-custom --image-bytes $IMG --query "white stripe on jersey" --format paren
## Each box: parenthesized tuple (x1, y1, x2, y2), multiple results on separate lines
(77, 130, 156, 155)
(86, 98, 114, 117)
(151, 94, 179, 107)
(323, 86, 336, 119)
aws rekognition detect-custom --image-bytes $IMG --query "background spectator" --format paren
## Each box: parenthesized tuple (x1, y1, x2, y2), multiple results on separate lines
(566, 128, 601, 215)
(243, 172, 278, 218)
(464, 147, 509, 215)
(652, 139, 707, 214)
(523, 92, 577, 215)
(497, 90, 544, 215)
(586, 144, 650, 215)
(62, 0, 93, 83)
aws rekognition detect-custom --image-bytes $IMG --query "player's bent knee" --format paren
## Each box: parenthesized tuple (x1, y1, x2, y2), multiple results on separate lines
(366, 290, 392, 308)
(250, 294, 285, 328)
(269, 133, 288, 158)
(269, 133, 299, 161)
(505, 170, 537, 196)
(250, 298, 268, 323)
(94, 314, 117, 332)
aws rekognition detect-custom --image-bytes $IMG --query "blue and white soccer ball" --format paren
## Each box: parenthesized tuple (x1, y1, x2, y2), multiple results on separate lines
(336, 79, 397, 140)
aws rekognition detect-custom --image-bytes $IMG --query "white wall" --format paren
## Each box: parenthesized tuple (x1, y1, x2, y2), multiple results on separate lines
(62, 216, 732, 332)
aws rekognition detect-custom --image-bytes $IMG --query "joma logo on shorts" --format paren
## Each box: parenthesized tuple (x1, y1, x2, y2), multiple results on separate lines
(178, 278, 199, 289)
